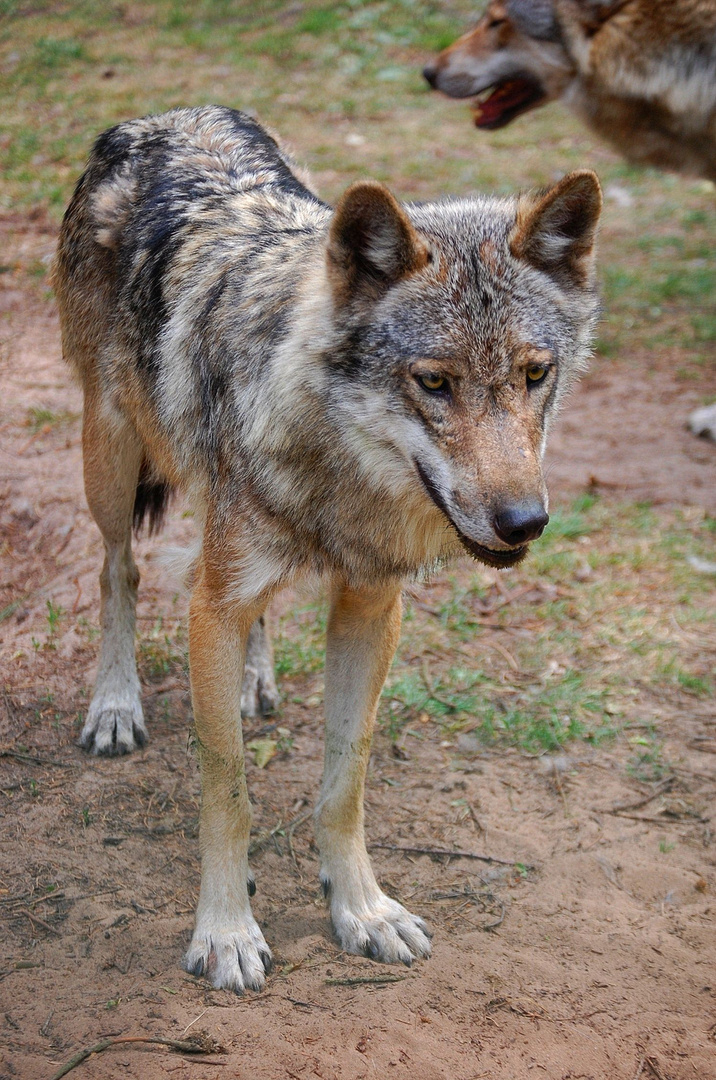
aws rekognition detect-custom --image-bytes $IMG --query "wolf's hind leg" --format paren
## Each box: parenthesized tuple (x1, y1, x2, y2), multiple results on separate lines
(240, 614, 279, 718)
(316, 579, 432, 966)
(80, 401, 147, 755)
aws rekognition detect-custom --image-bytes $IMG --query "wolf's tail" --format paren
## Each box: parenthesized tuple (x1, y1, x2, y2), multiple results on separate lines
(133, 457, 174, 536)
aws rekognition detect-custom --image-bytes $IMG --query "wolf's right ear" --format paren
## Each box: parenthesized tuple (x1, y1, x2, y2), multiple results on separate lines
(327, 181, 430, 304)
(510, 170, 602, 290)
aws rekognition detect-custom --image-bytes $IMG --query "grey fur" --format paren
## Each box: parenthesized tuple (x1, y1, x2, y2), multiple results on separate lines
(57, 106, 599, 587)
(506, 0, 560, 41)
(54, 107, 601, 989)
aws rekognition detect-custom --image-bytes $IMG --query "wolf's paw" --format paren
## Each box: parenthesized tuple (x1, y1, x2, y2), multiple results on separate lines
(240, 663, 279, 719)
(79, 698, 147, 756)
(183, 918, 273, 993)
(330, 891, 432, 966)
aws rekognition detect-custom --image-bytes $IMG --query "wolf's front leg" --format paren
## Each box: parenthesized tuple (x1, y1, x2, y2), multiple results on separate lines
(183, 564, 273, 992)
(316, 579, 432, 966)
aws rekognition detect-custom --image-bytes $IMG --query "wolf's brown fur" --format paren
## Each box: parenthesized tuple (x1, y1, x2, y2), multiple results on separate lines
(54, 106, 601, 991)
(424, 0, 716, 181)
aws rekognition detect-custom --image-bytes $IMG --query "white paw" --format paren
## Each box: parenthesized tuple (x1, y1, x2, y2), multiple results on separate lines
(688, 402, 716, 441)
(329, 889, 432, 966)
(80, 696, 147, 755)
(183, 917, 272, 993)
(240, 664, 279, 718)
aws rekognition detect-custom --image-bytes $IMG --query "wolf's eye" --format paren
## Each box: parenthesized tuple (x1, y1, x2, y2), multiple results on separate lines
(417, 373, 448, 393)
(526, 364, 549, 387)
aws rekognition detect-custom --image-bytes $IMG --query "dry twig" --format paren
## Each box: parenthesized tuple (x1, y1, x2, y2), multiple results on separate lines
(0, 748, 72, 768)
(483, 904, 506, 931)
(325, 974, 407, 986)
(369, 842, 532, 869)
(631, 1056, 645, 1080)
(596, 778, 675, 815)
(249, 808, 311, 857)
(50, 1033, 225, 1080)
(20, 908, 60, 935)
(644, 1056, 670, 1080)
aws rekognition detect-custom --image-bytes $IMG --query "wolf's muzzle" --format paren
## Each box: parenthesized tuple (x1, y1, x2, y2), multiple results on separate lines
(415, 461, 533, 569)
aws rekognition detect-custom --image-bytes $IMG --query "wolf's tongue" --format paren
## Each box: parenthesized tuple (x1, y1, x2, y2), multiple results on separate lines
(472, 78, 539, 128)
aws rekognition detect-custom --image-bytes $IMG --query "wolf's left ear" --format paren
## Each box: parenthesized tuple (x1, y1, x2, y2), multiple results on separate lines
(510, 170, 602, 290)
(327, 180, 430, 303)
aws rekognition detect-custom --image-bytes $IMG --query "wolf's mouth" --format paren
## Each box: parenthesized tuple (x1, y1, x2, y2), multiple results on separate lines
(471, 76, 546, 129)
(415, 461, 528, 570)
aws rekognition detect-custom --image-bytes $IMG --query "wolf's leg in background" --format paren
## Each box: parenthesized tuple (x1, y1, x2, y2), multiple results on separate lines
(183, 557, 274, 992)
(80, 398, 147, 755)
(316, 578, 432, 965)
(240, 613, 279, 717)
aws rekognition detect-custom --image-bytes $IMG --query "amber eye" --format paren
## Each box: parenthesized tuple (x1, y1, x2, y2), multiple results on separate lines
(526, 364, 549, 387)
(417, 373, 448, 393)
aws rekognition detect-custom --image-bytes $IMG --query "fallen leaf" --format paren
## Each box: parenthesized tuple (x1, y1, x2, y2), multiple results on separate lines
(247, 738, 277, 769)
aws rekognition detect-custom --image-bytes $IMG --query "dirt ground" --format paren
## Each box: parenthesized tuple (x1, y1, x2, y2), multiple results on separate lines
(1, 224, 715, 1080)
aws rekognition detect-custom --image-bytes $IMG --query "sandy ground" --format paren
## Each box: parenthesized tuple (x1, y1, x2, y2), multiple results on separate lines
(1, 232, 715, 1080)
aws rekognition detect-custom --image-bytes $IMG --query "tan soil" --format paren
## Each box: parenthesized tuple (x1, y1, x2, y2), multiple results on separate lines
(1, 231, 715, 1080)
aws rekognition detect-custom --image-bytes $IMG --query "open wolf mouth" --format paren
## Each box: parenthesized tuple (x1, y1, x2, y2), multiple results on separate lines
(415, 461, 528, 569)
(471, 75, 546, 129)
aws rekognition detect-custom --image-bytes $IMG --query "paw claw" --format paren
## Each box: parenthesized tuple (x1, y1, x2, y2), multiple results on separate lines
(186, 955, 205, 977)
(184, 919, 272, 993)
(331, 892, 432, 966)
(80, 699, 147, 756)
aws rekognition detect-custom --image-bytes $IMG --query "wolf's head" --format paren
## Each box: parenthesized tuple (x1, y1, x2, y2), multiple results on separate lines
(423, 0, 574, 129)
(324, 171, 602, 570)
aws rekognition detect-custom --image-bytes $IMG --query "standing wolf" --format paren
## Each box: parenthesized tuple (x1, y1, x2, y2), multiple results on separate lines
(54, 106, 601, 992)
(424, 0, 716, 182)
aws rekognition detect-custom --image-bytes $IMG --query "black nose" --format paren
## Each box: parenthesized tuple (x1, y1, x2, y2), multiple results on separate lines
(423, 63, 438, 88)
(493, 501, 549, 546)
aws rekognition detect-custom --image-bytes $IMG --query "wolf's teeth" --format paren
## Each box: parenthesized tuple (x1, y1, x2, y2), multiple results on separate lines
(474, 87, 493, 104)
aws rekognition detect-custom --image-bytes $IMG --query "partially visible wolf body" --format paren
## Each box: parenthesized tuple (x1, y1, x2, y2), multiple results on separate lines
(54, 106, 602, 992)
(424, 0, 716, 182)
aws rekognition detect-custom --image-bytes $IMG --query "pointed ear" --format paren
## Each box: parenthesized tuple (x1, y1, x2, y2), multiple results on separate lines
(510, 170, 602, 290)
(327, 180, 430, 303)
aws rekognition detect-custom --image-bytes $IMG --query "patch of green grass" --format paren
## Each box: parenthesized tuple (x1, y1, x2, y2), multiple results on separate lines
(45, 598, 63, 638)
(298, 7, 344, 35)
(627, 728, 671, 783)
(33, 37, 86, 69)
(382, 650, 614, 752)
(26, 406, 78, 431)
(138, 618, 187, 678)
(692, 312, 716, 343)
(274, 601, 326, 678)
(544, 496, 597, 541)
(676, 670, 712, 696)
(381, 499, 713, 755)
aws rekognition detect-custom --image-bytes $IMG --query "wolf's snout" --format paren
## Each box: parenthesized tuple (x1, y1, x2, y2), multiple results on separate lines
(493, 500, 549, 546)
(423, 63, 438, 89)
